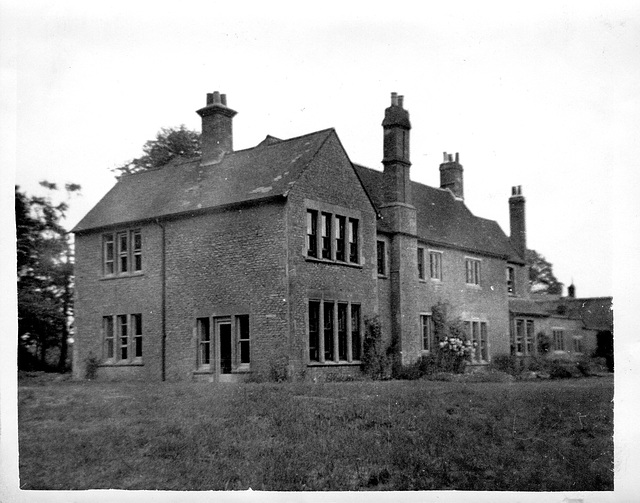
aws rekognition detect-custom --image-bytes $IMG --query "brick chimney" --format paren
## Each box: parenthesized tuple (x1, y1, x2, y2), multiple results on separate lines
(196, 91, 237, 164)
(509, 185, 526, 259)
(568, 282, 576, 298)
(439, 152, 464, 199)
(382, 92, 412, 204)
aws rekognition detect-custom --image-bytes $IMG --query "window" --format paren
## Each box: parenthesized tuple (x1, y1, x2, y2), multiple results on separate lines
(351, 305, 361, 361)
(572, 336, 583, 353)
(103, 235, 115, 275)
(132, 313, 143, 359)
(309, 301, 362, 363)
(417, 247, 425, 279)
(512, 318, 535, 356)
(307, 210, 318, 258)
(420, 314, 434, 351)
(430, 251, 442, 280)
(321, 212, 332, 259)
(103, 316, 114, 359)
(465, 320, 488, 362)
(103, 314, 143, 363)
(553, 329, 565, 351)
(324, 302, 334, 361)
(117, 314, 128, 360)
(506, 266, 515, 294)
(197, 317, 211, 367)
(309, 301, 320, 361)
(377, 240, 386, 276)
(338, 303, 348, 361)
(348, 218, 359, 263)
(465, 258, 481, 285)
(103, 229, 142, 276)
(306, 208, 359, 265)
(237, 315, 250, 365)
(335, 216, 346, 262)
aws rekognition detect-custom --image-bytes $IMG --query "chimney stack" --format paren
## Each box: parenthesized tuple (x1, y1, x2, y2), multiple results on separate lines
(197, 91, 237, 164)
(568, 283, 576, 298)
(509, 185, 526, 259)
(382, 92, 412, 204)
(439, 152, 464, 199)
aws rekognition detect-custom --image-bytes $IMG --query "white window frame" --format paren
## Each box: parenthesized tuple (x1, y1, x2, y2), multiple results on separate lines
(465, 319, 489, 363)
(420, 313, 434, 352)
(103, 229, 142, 276)
(465, 257, 481, 286)
(308, 300, 362, 364)
(429, 250, 443, 281)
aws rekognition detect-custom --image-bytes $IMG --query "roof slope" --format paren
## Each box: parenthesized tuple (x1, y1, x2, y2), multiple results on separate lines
(73, 129, 334, 232)
(354, 164, 522, 261)
(534, 297, 613, 331)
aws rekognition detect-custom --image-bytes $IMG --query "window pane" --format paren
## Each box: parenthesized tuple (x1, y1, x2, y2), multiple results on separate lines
(351, 305, 361, 360)
(132, 314, 142, 358)
(422, 315, 433, 351)
(480, 322, 488, 360)
(197, 318, 210, 365)
(430, 252, 442, 280)
(237, 315, 250, 364)
(348, 219, 358, 263)
(118, 233, 129, 273)
(309, 302, 320, 361)
(338, 304, 347, 360)
(103, 316, 114, 359)
(417, 248, 424, 279)
(118, 315, 128, 360)
(377, 241, 386, 275)
(335, 216, 346, 262)
(104, 235, 114, 275)
(132, 230, 142, 272)
(324, 302, 334, 361)
(321, 213, 332, 259)
(307, 211, 318, 258)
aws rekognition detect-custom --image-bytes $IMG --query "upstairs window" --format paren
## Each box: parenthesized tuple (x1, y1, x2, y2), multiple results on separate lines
(103, 229, 142, 276)
(335, 216, 346, 262)
(465, 258, 481, 285)
(307, 210, 318, 258)
(321, 212, 332, 259)
(507, 266, 515, 294)
(429, 251, 442, 280)
(348, 219, 359, 263)
(417, 247, 425, 279)
(377, 240, 386, 276)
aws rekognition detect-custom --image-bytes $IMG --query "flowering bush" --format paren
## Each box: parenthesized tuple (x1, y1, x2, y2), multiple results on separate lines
(436, 336, 477, 373)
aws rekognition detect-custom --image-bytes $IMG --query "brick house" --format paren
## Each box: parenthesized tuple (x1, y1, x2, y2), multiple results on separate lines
(72, 91, 539, 382)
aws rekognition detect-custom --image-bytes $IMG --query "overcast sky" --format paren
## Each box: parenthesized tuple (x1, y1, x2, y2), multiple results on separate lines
(4, 1, 640, 299)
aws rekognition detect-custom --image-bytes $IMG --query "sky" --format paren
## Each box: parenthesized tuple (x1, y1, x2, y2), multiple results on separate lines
(4, 1, 640, 300)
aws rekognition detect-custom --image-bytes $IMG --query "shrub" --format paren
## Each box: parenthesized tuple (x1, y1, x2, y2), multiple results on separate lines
(536, 332, 551, 355)
(362, 316, 392, 380)
(490, 353, 520, 375)
(84, 353, 100, 380)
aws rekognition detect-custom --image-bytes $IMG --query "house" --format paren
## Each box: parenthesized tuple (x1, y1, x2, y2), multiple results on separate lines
(73, 91, 547, 382)
(509, 286, 613, 370)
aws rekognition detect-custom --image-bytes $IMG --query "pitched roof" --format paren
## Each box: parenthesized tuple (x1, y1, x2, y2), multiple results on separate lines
(509, 298, 551, 317)
(73, 129, 335, 232)
(354, 164, 522, 261)
(533, 297, 613, 332)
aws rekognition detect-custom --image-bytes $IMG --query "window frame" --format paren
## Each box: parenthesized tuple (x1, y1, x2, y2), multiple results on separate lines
(305, 203, 361, 266)
(102, 229, 142, 277)
(465, 319, 489, 363)
(377, 240, 387, 276)
(506, 266, 515, 295)
(553, 329, 565, 351)
(420, 313, 434, 352)
(307, 210, 319, 258)
(103, 313, 143, 364)
(308, 300, 362, 364)
(465, 257, 481, 286)
(429, 250, 443, 281)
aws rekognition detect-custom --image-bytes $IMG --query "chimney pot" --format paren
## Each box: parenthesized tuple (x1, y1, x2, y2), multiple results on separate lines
(391, 92, 398, 106)
(206, 93, 214, 105)
(221, 94, 227, 106)
(398, 95, 404, 108)
(455, 152, 459, 163)
(448, 154, 453, 162)
(443, 152, 448, 162)
(213, 91, 221, 104)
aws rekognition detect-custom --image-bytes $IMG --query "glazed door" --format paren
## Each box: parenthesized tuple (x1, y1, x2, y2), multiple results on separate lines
(218, 320, 232, 374)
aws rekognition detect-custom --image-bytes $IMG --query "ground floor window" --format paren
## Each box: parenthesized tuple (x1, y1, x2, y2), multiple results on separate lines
(572, 336, 583, 354)
(465, 320, 488, 362)
(511, 318, 535, 356)
(553, 329, 565, 351)
(420, 314, 434, 351)
(309, 300, 361, 363)
(196, 315, 250, 373)
(103, 313, 142, 363)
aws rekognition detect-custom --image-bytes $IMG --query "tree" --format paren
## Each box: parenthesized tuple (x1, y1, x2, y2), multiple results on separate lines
(16, 182, 80, 371)
(526, 249, 563, 295)
(112, 125, 200, 177)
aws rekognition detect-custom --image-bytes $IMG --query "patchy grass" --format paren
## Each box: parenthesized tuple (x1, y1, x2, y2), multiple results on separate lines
(18, 375, 613, 491)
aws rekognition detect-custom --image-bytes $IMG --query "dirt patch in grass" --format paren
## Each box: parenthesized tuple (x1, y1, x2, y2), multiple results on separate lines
(18, 376, 613, 491)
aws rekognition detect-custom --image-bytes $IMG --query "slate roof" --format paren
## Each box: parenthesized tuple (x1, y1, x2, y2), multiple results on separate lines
(73, 129, 335, 232)
(354, 164, 523, 262)
(534, 297, 613, 332)
(508, 299, 551, 317)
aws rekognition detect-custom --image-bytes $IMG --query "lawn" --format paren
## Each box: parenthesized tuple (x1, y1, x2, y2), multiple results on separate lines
(18, 375, 613, 491)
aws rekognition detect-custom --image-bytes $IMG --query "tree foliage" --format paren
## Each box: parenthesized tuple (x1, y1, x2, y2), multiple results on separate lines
(112, 125, 200, 177)
(16, 182, 80, 371)
(526, 249, 563, 295)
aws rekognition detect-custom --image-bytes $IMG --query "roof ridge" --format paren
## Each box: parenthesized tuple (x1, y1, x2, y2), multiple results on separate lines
(233, 128, 335, 154)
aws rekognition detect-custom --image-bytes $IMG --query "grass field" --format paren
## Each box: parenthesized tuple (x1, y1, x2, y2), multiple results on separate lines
(18, 375, 613, 491)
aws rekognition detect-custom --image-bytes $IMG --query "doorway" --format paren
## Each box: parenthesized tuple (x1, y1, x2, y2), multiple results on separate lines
(218, 320, 232, 374)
